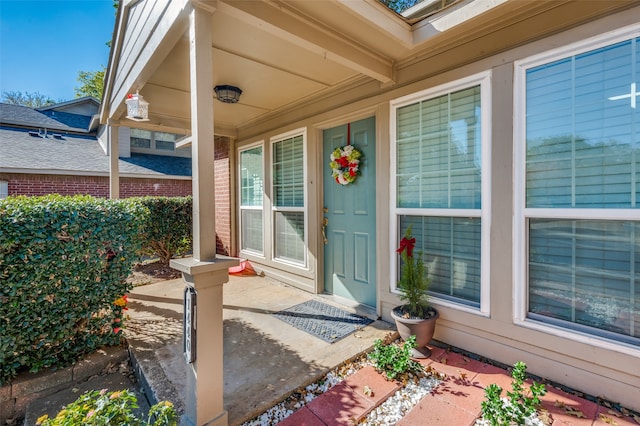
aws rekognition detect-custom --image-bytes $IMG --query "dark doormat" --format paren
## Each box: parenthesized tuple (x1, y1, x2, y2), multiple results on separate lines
(273, 299, 373, 343)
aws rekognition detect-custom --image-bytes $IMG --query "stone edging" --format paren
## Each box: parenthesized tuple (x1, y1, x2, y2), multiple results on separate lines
(0, 345, 128, 425)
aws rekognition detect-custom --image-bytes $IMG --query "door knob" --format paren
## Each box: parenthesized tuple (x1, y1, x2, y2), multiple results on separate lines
(321, 217, 328, 245)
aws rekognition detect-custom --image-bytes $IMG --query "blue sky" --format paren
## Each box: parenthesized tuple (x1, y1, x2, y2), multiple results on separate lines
(0, 0, 116, 102)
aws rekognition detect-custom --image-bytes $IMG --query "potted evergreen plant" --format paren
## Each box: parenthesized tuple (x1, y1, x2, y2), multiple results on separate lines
(391, 225, 439, 358)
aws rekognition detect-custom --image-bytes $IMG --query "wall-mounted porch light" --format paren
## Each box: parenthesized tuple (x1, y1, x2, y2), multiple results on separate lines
(125, 91, 150, 121)
(214, 85, 242, 104)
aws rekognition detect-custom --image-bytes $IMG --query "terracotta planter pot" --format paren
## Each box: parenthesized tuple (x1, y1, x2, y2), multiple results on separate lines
(391, 306, 439, 358)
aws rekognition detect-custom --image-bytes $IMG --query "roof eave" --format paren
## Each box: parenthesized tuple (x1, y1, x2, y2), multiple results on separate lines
(0, 119, 91, 134)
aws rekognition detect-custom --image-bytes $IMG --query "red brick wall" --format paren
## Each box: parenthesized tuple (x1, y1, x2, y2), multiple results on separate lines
(0, 173, 191, 198)
(121, 178, 192, 198)
(4, 174, 110, 197)
(214, 136, 231, 256)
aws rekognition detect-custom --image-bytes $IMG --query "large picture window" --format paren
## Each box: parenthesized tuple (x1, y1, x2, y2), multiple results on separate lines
(239, 145, 264, 254)
(272, 134, 306, 265)
(391, 72, 491, 311)
(516, 27, 639, 345)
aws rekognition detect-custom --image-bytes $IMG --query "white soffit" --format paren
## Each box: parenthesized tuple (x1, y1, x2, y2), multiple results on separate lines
(216, 0, 395, 84)
(210, 11, 356, 86)
(411, 0, 509, 45)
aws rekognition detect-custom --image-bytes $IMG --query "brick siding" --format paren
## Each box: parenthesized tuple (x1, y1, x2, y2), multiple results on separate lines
(214, 136, 231, 255)
(0, 173, 191, 198)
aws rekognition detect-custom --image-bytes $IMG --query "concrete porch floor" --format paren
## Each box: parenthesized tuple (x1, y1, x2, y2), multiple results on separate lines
(126, 273, 395, 426)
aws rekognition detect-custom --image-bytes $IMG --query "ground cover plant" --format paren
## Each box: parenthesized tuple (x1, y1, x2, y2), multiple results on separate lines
(480, 361, 547, 426)
(35, 389, 177, 426)
(368, 335, 423, 380)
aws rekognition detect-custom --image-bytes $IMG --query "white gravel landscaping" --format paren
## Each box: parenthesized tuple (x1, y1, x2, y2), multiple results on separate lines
(241, 346, 639, 426)
(241, 359, 366, 426)
(363, 374, 440, 426)
(241, 353, 441, 426)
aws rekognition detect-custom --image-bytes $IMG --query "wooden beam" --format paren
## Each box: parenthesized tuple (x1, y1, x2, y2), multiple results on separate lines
(218, 0, 394, 83)
(335, 0, 413, 47)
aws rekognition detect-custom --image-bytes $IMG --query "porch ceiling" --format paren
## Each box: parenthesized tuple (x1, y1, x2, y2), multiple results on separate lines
(104, 0, 637, 136)
(135, 0, 400, 135)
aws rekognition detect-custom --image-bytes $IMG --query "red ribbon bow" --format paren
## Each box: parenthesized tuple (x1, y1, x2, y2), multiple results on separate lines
(397, 237, 415, 258)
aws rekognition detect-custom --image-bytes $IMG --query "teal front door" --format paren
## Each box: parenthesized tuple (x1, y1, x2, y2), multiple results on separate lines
(323, 116, 376, 307)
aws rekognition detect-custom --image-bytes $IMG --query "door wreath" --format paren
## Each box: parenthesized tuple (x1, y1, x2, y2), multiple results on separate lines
(329, 145, 362, 185)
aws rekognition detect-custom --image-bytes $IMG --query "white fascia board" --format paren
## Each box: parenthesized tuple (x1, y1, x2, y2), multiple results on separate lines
(175, 135, 193, 149)
(411, 0, 509, 45)
(100, 2, 127, 124)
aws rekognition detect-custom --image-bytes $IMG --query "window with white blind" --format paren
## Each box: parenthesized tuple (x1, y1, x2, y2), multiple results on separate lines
(391, 72, 491, 311)
(272, 133, 306, 265)
(239, 145, 264, 254)
(0, 181, 8, 199)
(515, 26, 639, 345)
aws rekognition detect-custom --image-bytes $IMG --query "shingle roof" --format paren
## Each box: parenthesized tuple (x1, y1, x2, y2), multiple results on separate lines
(39, 109, 92, 131)
(120, 153, 191, 176)
(0, 103, 90, 133)
(0, 126, 191, 177)
(38, 96, 100, 112)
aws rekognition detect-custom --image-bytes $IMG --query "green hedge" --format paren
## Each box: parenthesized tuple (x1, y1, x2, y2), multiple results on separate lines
(0, 195, 146, 384)
(133, 196, 192, 264)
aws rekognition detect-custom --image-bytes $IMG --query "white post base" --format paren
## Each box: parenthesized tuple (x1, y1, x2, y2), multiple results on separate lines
(170, 257, 238, 426)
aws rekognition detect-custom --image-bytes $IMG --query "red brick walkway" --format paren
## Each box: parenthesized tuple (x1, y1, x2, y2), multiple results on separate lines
(277, 346, 637, 426)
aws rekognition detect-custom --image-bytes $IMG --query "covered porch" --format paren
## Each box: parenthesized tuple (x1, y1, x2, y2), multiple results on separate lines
(100, 0, 640, 423)
(125, 273, 394, 425)
(126, 275, 623, 426)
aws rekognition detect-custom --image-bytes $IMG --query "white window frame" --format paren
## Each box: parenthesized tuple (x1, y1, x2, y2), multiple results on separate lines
(390, 71, 492, 316)
(513, 24, 640, 353)
(238, 141, 265, 258)
(270, 128, 308, 269)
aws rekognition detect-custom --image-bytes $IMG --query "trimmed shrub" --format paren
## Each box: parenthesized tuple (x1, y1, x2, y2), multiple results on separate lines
(133, 196, 192, 264)
(0, 195, 146, 384)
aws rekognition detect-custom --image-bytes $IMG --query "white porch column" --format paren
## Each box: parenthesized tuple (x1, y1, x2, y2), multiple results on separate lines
(190, 3, 216, 262)
(170, 4, 237, 426)
(109, 121, 120, 199)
